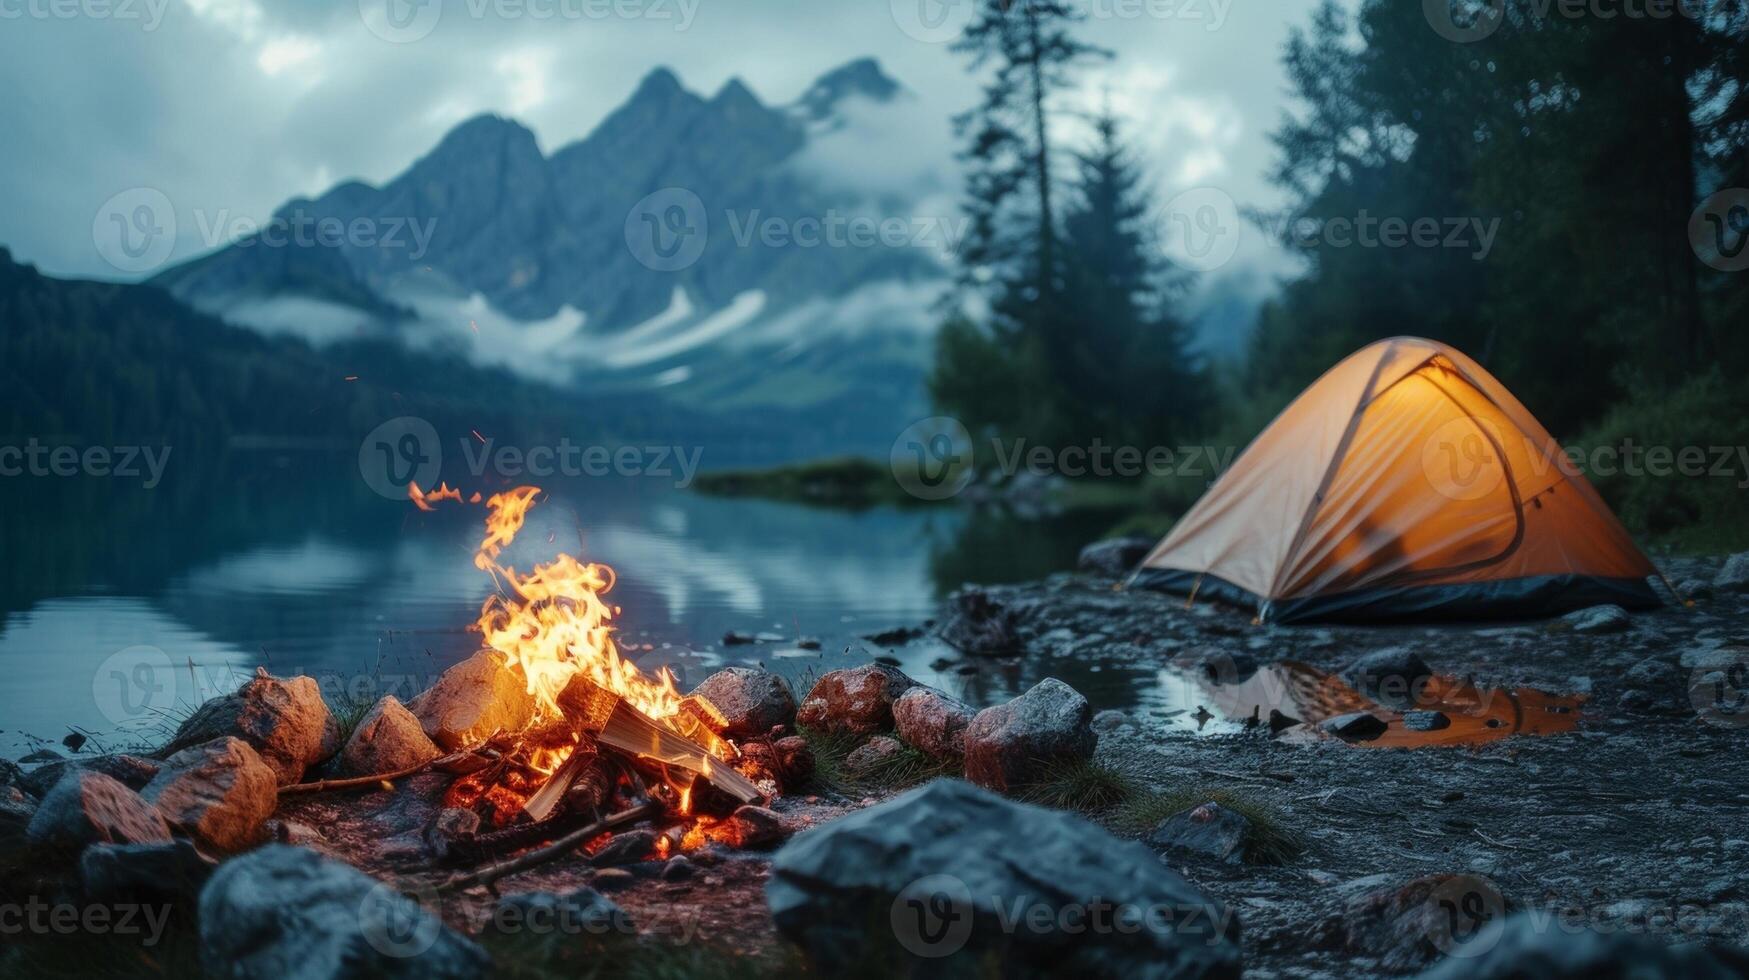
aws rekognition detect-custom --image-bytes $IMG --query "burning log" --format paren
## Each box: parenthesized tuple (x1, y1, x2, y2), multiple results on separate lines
(437, 800, 662, 893)
(556, 675, 763, 806)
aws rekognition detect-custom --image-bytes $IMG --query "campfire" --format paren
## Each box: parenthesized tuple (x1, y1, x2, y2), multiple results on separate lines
(403, 484, 781, 885)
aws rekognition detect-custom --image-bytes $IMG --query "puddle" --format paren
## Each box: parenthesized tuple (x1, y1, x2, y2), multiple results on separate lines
(1152, 659, 1583, 748)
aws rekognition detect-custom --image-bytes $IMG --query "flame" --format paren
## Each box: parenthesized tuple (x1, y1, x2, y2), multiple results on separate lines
(409, 481, 464, 512)
(467, 487, 684, 725)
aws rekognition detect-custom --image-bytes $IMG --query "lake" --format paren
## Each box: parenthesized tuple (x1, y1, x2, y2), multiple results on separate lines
(0, 462, 1129, 760)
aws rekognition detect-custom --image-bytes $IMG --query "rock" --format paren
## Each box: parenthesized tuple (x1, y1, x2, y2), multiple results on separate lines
(1415, 912, 1747, 979)
(1147, 802, 1250, 865)
(1623, 657, 1675, 688)
(661, 855, 696, 881)
(721, 630, 757, 646)
(1337, 873, 1501, 971)
(893, 686, 975, 760)
(843, 735, 906, 774)
(690, 667, 797, 739)
(161, 669, 342, 785)
(1179, 649, 1261, 685)
(20, 753, 160, 799)
(796, 663, 915, 736)
(1678, 578, 1715, 601)
(862, 625, 925, 646)
(590, 829, 658, 867)
(1077, 536, 1155, 576)
(773, 736, 815, 782)
(796, 637, 823, 651)
(939, 586, 1024, 656)
(409, 651, 539, 751)
(81, 838, 213, 902)
(62, 732, 88, 753)
(0, 785, 35, 861)
(423, 808, 481, 861)
(19, 748, 64, 764)
(1402, 711, 1450, 732)
(963, 678, 1096, 793)
(336, 696, 441, 778)
(0, 758, 21, 792)
(1092, 709, 1132, 733)
(142, 737, 279, 854)
(488, 887, 636, 947)
(590, 868, 635, 890)
(26, 771, 171, 853)
(1563, 604, 1631, 634)
(768, 779, 1240, 977)
(1320, 712, 1388, 742)
(199, 844, 487, 979)
(1341, 648, 1432, 708)
(1713, 552, 1749, 592)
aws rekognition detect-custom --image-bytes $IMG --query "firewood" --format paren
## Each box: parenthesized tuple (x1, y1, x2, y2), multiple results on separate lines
(595, 699, 763, 804)
(279, 739, 501, 795)
(521, 740, 600, 821)
(436, 801, 662, 892)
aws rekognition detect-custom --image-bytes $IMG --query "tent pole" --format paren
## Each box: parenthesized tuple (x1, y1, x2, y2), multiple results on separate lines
(1184, 573, 1203, 609)
(1655, 570, 1693, 609)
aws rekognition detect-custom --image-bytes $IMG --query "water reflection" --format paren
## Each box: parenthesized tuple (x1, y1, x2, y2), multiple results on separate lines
(0, 462, 1124, 757)
(1153, 659, 1583, 747)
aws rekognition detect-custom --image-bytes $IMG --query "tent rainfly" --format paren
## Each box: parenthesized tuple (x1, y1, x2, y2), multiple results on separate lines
(1131, 337, 1662, 623)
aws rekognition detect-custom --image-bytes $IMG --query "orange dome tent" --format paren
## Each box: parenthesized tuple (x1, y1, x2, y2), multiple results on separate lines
(1131, 337, 1662, 623)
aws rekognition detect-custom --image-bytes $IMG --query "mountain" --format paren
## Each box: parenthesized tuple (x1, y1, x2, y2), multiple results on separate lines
(153, 58, 949, 455)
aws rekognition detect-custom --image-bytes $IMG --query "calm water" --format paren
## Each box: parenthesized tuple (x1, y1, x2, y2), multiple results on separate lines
(0, 464, 1125, 759)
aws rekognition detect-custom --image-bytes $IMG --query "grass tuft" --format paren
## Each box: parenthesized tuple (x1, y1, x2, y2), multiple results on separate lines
(794, 727, 957, 795)
(1012, 758, 1139, 814)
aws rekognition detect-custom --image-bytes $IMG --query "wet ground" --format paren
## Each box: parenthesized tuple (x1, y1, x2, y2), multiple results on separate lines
(973, 554, 1749, 976)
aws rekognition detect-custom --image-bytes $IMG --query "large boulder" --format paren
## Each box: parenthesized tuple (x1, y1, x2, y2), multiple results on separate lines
(939, 586, 1025, 656)
(199, 844, 487, 979)
(1562, 604, 1631, 635)
(1415, 912, 1749, 979)
(337, 696, 442, 778)
(142, 737, 279, 854)
(409, 651, 538, 751)
(768, 779, 1241, 978)
(1077, 536, 1155, 577)
(0, 785, 34, 865)
(893, 686, 975, 760)
(963, 678, 1096, 793)
(25, 771, 171, 853)
(690, 667, 797, 739)
(161, 669, 341, 785)
(796, 664, 915, 737)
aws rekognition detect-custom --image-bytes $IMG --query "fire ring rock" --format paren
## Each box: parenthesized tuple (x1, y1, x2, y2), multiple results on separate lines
(160, 668, 342, 785)
(892, 686, 975, 760)
(768, 779, 1241, 978)
(199, 844, 487, 980)
(337, 695, 442, 778)
(962, 678, 1095, 793)
(142, 736, 279, 854)
(690, 667, 797, 739)
(409, 651, 539, 752)
(796, 664, 915, 737)
(25, 771, 171, 854)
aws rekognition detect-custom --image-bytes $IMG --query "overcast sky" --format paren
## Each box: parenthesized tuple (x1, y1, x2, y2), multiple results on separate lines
(0, 0, 1325, 283)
